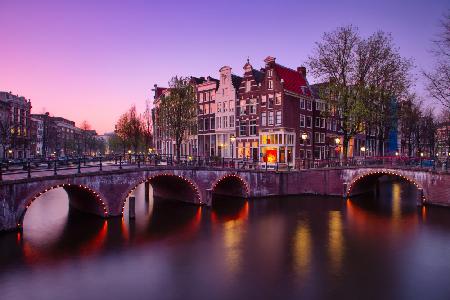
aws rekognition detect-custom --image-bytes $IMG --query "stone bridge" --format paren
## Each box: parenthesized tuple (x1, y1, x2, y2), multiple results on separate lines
(0, 165, 449, 231)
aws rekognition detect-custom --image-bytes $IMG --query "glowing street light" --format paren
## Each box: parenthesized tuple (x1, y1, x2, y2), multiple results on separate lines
(301, 133, 308, 167)
(335, 137, 340, 145)
(230, 135, 236, 160)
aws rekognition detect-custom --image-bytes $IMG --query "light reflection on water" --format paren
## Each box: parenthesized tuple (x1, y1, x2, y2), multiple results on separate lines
(0, 180, 450, 299)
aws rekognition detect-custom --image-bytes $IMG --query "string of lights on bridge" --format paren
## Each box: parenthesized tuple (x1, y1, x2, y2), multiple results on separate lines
(121, 173, 202, 216)
(346, 170, 426, 203)
(18, 183, 108, 229)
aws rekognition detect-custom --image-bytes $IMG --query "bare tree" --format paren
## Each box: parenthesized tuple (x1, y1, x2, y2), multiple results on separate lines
(309, 26, 412, 157)
(157, 76, 197, 161)
(0, 118, 11, 160)
(358, 31, 413, 155)
(424, 12, 450, 108)
(143, 99, 153, 152)
(308, 25, 370, 158)
(80, 120, 92, 155)
(115, 105, 144, 154)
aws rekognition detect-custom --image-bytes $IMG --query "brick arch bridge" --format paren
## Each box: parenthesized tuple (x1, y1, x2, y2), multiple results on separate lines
(0, 166, 448, 231)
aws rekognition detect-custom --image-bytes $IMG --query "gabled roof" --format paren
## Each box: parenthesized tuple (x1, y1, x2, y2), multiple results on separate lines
(274, 64, 311, 96)
(231, 74, 243, 90)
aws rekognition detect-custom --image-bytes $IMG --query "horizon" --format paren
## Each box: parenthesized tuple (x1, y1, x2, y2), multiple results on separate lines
(1, 0, 449, 134)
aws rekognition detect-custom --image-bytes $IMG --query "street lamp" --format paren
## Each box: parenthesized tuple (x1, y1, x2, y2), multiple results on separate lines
(420, 152, 424, 168)
(360, 146, 366, 158)
(301, 132, 308, 168)
(334, 137, 341, 162)
(230, 134, 236, 160)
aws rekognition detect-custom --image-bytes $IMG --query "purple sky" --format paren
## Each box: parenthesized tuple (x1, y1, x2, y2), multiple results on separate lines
(1, 0, 448, 133)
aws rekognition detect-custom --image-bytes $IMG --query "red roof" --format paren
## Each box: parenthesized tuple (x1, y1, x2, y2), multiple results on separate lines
(274, 64, 311, 96)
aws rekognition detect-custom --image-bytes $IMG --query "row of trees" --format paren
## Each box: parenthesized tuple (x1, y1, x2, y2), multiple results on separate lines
(308, 19, 449, 158)
(307, 25, 413, 158)
(110, 103, 153, 154)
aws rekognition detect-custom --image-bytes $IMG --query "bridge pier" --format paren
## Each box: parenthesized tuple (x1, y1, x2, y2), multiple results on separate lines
(144, 182, 150, 203)
(417, 188, 424, 206)
(129, 196, 136, 219)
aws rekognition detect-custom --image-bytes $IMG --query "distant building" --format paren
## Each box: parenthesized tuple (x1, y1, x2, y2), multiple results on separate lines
(31, 113, 82, 157)
(0, 91, 32, 159)
(436, 121, 450, 159)
(30, 116, 44, 157)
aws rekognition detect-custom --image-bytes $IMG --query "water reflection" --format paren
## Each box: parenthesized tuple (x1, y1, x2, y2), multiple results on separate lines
(328, 211, 343, 274)
(1, 180, 450, 299)
(211, 197, 249, 277)
(293, 218, 311, 278)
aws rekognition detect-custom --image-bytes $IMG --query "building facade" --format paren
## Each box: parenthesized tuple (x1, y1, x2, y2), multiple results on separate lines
(0, 92, 32, 159)
(197, 77, 219, 157)
(236, 60, 264, 162)
(214, 66, 242, 158)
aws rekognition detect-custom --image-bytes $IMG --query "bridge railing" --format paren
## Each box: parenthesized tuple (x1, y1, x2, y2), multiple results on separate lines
(0, 154, 447, 181)
(298, 156, 449, 173)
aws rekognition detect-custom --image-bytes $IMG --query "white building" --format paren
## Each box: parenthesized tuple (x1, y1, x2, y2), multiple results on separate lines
(214, 66, 242, 158)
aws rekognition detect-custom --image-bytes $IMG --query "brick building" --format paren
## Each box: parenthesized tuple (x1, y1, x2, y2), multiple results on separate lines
(197, 77, 219, 157)
(0, 91, 32, 159)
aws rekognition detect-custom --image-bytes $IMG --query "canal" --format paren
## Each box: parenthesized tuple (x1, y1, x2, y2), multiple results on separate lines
(0, 179, 450, 299)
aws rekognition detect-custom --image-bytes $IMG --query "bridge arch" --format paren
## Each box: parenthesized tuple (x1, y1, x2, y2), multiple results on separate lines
(346, 170, 425, 203)
(121, 173, 202, 215)
(211, 173, 250, 199)
(18, 183, 108, 229)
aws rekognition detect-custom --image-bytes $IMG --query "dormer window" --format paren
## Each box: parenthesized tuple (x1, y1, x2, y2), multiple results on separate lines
(267, 69, 273, 77)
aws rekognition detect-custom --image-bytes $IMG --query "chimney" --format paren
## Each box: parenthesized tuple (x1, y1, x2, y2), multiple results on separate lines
(264, 56, 276, 67)
(298, 66, 307, 78)
(153, 84, 158, 99)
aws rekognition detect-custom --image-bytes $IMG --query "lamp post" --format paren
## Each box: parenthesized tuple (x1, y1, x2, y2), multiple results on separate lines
(335, 137, 341, 164)
(301, 132, 308, 169)
(230, 134, 236, 161)
(360, 146, 366, 158)
(420, 152, 424, 168)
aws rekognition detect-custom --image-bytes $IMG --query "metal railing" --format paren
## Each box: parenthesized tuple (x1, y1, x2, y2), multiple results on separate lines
(0, 154, 446, 182)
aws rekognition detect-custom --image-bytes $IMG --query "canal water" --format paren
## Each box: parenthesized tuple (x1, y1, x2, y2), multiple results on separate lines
(1, 179, 450, 300)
